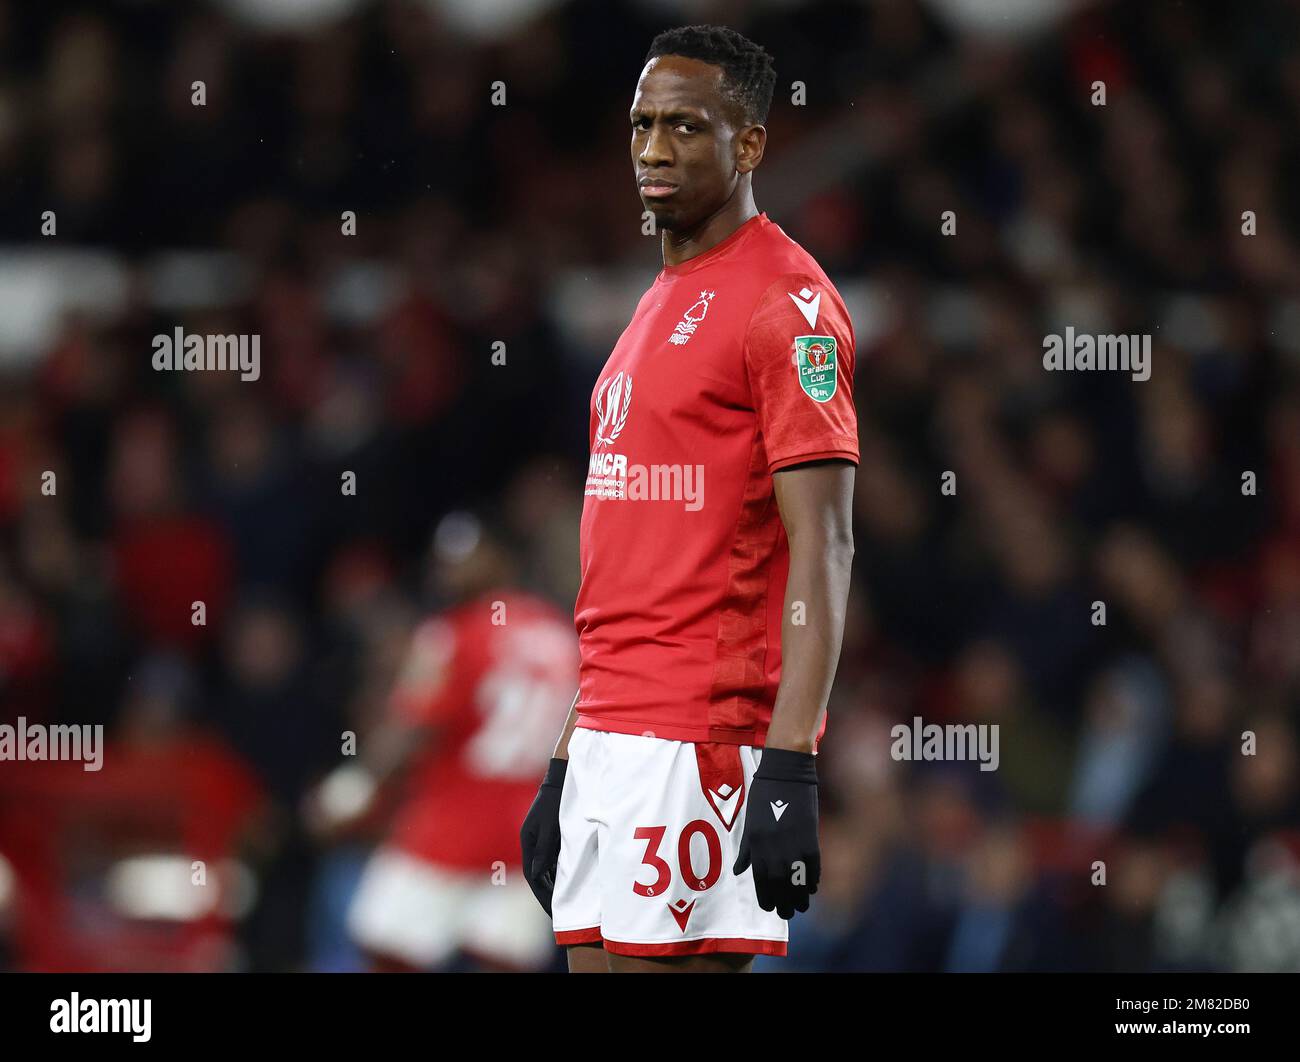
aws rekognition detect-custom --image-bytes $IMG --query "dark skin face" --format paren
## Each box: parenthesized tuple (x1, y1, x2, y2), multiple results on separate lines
(631, 55, 766, 266)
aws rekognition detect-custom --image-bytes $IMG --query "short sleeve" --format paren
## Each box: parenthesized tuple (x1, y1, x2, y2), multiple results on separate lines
(744, 274, 859, 474)
(388, 617, 464, 728)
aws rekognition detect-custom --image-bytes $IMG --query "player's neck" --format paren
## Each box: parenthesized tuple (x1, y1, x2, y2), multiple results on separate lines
(660, 190, 759, 268)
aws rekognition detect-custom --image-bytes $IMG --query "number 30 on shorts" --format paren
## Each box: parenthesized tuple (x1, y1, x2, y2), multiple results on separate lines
(632, 821, 723, 896)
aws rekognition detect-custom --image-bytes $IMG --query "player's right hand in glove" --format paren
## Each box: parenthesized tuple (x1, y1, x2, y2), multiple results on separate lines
(732, 747, 820, 919)
(520, 757, 567, 916)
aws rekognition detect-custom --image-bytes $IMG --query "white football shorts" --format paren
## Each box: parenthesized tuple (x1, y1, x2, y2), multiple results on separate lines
(348, 847, 555, 969)
(551, 727, 788, 957)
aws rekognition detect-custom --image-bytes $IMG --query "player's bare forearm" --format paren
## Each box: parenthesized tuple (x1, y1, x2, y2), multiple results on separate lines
(362, 722, 430, 781)
(766, 460, 856, 753)
(304, 720, 437, 837)
(552, 690, 582, 760)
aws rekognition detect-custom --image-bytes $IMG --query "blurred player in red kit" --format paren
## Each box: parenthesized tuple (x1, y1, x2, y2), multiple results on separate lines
(310, 510, 578, 971)
(520, 25, 858, 973)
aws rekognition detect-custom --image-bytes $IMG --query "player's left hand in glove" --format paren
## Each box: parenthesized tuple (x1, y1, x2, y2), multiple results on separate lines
(732, 747, 820, 919)
(520, 757, 567, 916)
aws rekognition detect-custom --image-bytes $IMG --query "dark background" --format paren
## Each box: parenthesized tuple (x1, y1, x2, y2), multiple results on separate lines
(0, 0, 1298, 972)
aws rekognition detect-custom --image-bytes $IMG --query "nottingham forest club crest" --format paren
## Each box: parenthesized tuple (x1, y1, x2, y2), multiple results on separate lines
(668, 290, 715, 346)
(793, 335, 838, 402)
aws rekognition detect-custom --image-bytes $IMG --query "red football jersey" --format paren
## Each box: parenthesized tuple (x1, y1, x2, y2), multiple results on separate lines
(575, 213, 859, 746)
(386, 590, 578, 870)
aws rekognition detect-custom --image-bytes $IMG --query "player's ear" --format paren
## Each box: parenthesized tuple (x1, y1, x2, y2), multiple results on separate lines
(736, 124, 766, 175)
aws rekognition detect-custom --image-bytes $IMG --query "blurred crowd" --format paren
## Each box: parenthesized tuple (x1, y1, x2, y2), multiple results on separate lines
(1, 0, 1300, 972)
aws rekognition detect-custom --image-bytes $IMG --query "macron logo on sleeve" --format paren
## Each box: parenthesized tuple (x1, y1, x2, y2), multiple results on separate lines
(788, 287, 820, 329)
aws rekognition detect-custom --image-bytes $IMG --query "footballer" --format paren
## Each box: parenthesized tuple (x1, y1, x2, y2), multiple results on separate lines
(520, 25, 858, 973)
(308, 511, 578, 971)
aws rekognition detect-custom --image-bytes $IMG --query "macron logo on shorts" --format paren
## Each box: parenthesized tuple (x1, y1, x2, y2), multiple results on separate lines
(668, 898, 696, 932)
(706, 784, 743, 830)
(770, 800, 789, 822)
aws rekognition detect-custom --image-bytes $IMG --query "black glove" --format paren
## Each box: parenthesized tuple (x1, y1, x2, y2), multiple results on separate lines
(520, 757, 567, 916)
(732, 748, 820, 919)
